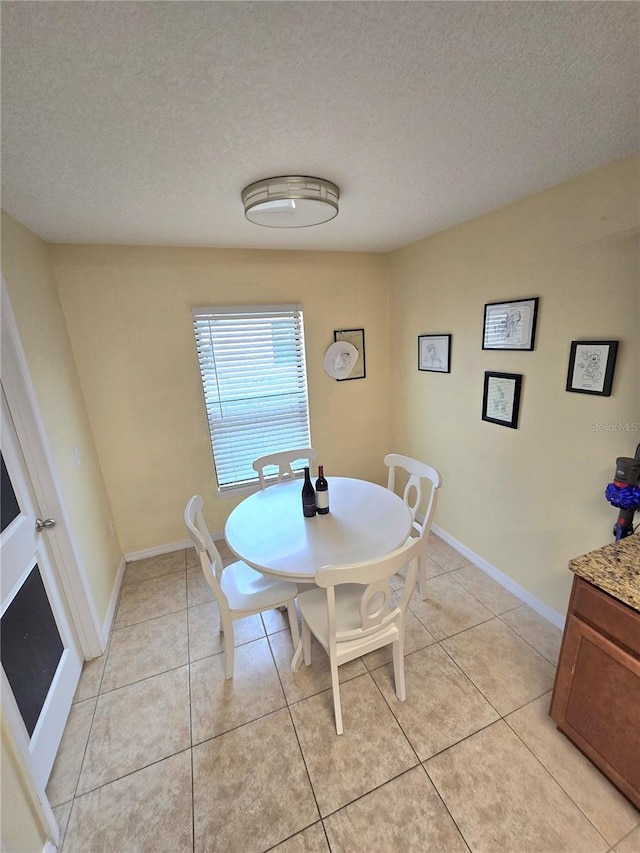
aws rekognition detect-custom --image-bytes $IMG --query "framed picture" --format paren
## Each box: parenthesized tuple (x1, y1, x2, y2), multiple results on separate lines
(566, 340, 618, 396)
(482, 371, 522, 429)
(482, 297, 539, 351)
(418, 334, 451, 373)
(333, 328, 365, 380)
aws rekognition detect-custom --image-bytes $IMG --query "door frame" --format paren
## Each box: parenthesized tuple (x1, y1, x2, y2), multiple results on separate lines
(1, 277, 103, 657)
(1, 277, 103, 845)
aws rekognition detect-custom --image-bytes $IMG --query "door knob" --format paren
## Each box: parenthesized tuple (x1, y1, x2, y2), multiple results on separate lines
(35, 517, 56, 532)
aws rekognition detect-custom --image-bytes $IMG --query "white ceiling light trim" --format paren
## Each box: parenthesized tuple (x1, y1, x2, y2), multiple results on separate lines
(242, 176, 340, 228)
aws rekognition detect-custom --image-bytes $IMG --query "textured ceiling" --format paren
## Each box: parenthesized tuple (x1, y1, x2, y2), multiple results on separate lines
(2, 1, 638, 252)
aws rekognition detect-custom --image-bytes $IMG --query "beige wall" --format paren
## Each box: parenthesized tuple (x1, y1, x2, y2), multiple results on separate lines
(2, 153, 636, 853)
(4, 155, 637, 620)
(388, 154, 640, 615)
(50, 246, 391, 552)
(1, 212, 122, 622)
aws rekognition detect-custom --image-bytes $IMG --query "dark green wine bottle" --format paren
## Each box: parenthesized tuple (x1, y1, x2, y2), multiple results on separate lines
(301, 466, 316, 517)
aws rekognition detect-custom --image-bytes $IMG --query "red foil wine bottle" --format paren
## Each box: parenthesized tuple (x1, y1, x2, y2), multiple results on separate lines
(315, 465, 329, 514)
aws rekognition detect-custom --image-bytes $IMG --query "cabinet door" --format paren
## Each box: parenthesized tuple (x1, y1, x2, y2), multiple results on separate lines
(553, 613, 640, 808)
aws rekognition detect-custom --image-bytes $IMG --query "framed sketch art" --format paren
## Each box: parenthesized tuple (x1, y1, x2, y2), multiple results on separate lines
(482, 297, 539, 351)
(333, 328, 366, 380)
(566, 340, 618, 396)
(418, 334, 451, 373)
(482, 372, 522, 429)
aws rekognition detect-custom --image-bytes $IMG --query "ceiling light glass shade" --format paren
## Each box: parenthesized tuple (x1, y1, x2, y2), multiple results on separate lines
(242, 176, 339, 228)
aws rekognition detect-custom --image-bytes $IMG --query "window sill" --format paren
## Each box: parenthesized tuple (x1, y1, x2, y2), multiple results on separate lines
(214, 473, 304, 499)
(214, 483, 261, 499)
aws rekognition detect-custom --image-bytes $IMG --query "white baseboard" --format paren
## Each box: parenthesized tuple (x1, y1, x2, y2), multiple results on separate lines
(123, 525, 566, 630)
(123, 532, 225, 564)
(431, 523, 566, 630)
(99, 555, 126, 649)
(124, 539, 193, 562)
(100, 535, 211, 650)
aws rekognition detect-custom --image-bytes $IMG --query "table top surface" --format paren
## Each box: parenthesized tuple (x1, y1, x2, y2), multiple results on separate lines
(224, 476, 413, 581)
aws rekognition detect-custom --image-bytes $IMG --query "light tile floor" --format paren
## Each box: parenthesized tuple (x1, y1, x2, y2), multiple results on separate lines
(47, 536, 640, 853)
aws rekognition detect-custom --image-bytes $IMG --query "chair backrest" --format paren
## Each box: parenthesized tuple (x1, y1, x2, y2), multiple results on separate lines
(184, 495, 226, 601)
(384, 453, 441, 540)
(252, 447, 318, 489)
(315, 537, 423, 651)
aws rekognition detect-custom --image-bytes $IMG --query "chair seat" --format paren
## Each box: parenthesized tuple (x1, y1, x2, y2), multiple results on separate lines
(293, 539, 422, 733)
(221, 560, 298, 612)
(297, 584, 398, 658)
(185, 494, 299, 679)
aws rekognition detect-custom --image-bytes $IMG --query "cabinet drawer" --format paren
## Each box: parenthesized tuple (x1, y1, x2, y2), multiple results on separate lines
(572, 576, 640, 657)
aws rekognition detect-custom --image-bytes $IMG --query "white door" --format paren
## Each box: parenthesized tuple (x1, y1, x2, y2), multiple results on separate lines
(1, 385, 83, 790)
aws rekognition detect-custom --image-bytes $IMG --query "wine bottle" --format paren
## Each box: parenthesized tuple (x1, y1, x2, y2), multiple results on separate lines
(301, 466, 316, 517)
(315, 465, 329, 514)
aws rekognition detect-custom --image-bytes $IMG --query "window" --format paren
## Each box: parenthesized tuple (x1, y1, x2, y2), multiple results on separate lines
(192, 304, 311, 491)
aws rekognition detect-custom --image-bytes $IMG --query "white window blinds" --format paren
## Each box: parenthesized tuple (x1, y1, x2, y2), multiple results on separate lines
(192, 304, 311, 489)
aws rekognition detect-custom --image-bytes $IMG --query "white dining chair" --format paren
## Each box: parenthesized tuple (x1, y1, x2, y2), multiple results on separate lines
(384, 453, 441, 599)
(184, 495, 300, 679)
(252, 447, 317, 489)
(291, 537, 423, 735)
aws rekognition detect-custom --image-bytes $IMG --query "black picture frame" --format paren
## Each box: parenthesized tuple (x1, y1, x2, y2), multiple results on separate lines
(482, 297, 539, 351)
(482, 372, 522, 429)
(333, 328, 366, 380)
(565, 340, 618, 396)
(418, 334, 452, 373)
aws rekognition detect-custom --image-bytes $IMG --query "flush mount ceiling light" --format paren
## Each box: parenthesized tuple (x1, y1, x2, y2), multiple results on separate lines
(242, 176, 340, 228)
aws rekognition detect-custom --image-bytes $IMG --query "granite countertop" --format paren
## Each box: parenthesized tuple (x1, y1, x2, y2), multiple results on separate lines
(569, 530, 640, 612)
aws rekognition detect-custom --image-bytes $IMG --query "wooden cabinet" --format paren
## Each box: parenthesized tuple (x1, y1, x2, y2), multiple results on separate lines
(550, 575, 640, 809)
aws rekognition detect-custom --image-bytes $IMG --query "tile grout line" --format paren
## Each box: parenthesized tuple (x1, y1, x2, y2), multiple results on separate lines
(408, 601, 495, 641)
(258, 564, 548, 847)
(435, 613, 556, 686)
(94, 657, 191, 697)
(53, 557, 132, 850)
(264, 629, 325, 843)
(289, 668, 437, 829)
(504, 717, 613, 849)
(57, 551, 193, 849)
(358, 656, 472, 844)
(183, 557, 197, 853)
(421, 762, 474, 853)
(435, 630, 557, 723)
(55, 543, 613, 852)
(367, 656, 422, 766)
(272, 624, 436, 847)
(496, 610, 561, 665)
(615, 825, 640, 850)
(448, 566, 525, 616)
(366, 627, 506, 768)
(67, 747, 194, 801)
(65, 608, 114, 802)
(421, 559, 534, 622)
(435, 636, 505, 718)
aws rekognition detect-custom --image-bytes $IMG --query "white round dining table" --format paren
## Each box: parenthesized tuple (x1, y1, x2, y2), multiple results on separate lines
(224, 477, 413, 582)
